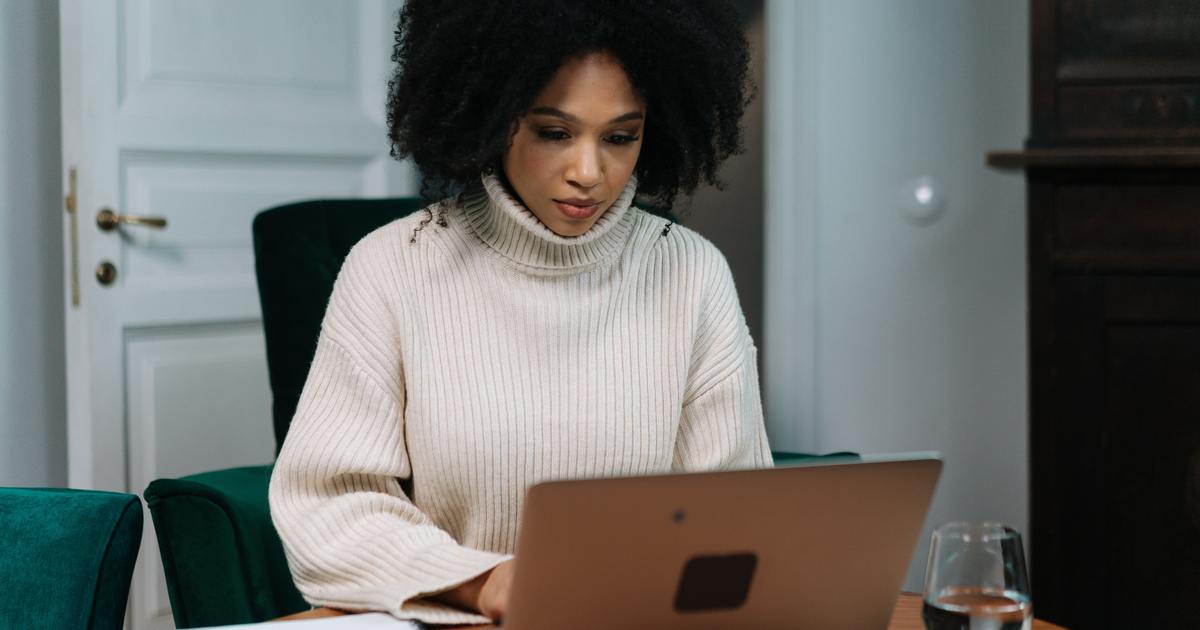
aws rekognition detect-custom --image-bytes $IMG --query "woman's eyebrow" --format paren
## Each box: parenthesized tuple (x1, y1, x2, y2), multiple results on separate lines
(528, 107, 643, 124)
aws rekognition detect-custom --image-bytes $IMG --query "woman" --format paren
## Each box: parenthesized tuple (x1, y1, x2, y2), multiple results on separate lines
(269, 0, 771, 624)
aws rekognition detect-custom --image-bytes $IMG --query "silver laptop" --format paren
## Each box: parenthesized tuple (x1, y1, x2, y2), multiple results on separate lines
(502, 454, 942, 630)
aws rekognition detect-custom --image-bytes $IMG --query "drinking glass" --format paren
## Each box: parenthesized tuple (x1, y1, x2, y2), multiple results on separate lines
(922, 522, 1032, 630)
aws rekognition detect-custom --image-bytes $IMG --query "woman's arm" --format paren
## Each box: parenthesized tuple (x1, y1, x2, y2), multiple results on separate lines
(269, 238, 510, 624)
(673, 252, 773, 471)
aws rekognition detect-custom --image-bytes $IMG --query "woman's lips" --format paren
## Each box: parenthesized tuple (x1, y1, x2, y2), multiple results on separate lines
(554, 199, 602, 219)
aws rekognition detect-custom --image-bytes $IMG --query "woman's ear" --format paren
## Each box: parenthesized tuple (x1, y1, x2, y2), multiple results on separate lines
(505, 118, 522, 146)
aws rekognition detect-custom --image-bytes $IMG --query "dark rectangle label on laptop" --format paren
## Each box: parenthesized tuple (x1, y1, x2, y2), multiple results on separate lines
(673, 552, 758, 613)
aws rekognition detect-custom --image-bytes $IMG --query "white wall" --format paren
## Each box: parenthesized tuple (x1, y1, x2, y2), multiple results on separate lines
(0, 0, 67, 487)
(765, 0, 1029, 589)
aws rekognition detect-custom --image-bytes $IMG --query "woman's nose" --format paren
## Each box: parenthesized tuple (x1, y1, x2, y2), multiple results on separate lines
(565, 142, 602, 189)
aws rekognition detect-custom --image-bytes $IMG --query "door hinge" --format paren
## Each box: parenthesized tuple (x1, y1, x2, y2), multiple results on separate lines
(64, 167, 80, 307)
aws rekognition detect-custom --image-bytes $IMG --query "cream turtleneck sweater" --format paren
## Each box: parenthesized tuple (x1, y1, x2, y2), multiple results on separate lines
(269, 173, 772, 625)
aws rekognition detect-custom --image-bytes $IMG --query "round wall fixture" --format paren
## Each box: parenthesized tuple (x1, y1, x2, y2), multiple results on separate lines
(899, 176, 946, 226)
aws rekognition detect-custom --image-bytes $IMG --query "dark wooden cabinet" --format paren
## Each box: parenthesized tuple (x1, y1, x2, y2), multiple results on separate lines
(1027, 170, 1200, 628)
(991, 2, 1200, 627)
(1030, 0, 1200, 145)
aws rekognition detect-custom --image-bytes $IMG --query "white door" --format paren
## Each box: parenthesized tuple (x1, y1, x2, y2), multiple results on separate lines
(58, 1, 409, 628)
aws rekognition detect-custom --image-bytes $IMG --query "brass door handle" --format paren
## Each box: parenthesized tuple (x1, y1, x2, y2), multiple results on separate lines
(96, 207, 168, 231)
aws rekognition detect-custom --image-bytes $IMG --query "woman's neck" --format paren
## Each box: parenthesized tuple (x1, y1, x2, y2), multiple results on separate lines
(453, 172, 639, 273)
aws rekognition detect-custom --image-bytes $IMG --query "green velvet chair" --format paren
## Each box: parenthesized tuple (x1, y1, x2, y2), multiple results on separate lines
(771, 451, 859, 466)
(145, 197, 428, 628)
(0, 488, 142, 629)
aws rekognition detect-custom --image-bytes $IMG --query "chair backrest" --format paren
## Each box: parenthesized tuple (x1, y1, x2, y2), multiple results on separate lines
(0, 488, 142, 629)
(254, 197, 426, 452)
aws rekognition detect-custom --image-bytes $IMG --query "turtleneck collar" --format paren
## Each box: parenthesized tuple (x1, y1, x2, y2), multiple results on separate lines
(456, 172, 639, 272)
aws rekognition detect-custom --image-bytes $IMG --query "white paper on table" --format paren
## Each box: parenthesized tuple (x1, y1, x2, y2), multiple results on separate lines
(195, 612, 421, 629)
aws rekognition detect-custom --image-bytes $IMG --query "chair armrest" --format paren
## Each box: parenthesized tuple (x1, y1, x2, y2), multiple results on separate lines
(0, 488, 142, 629)
(144, 465, 307, 628)
(771, 451, 861, 466)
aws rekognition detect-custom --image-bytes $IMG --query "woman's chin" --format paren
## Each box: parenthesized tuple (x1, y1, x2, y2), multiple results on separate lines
(538, 208, 602, 237)
(547, 221, 591, 238)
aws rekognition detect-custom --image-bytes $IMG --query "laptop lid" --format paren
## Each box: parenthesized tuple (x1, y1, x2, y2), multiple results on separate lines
(503, 455, 942, 630)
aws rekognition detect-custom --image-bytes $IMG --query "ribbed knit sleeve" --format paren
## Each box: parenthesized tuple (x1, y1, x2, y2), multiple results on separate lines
(673, 253, 773, 470)
(268, 240, 509, 625)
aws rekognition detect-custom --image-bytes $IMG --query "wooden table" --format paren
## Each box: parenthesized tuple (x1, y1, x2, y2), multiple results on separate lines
(279, 593, 1067, 628)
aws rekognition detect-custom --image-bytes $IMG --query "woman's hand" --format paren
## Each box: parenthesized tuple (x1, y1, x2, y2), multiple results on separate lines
(475, 560, 515, 621)
(432, 559, 515, 621)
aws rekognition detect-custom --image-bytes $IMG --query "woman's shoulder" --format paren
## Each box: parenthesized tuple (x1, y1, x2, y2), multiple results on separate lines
(329, 200, 456, 292)
(345, 199, 457, 259)
(628, 207, 732, 273)
(355, 200, 446, 247)
(625, 208, 744, 314)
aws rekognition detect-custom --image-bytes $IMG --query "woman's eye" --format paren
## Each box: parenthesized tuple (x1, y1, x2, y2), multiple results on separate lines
(606, 134, 640, 145)
(536, 129, 570, 141)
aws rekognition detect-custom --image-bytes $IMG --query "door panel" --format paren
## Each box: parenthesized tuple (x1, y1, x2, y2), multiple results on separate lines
(126, 323, 276, 628)
(120, 0, 372, 126)
(61, 1, 407, 627)
(119, 154, 366, 284)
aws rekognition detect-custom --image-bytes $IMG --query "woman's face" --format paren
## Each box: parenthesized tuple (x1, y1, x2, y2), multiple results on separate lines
(502, 52, 646, 237)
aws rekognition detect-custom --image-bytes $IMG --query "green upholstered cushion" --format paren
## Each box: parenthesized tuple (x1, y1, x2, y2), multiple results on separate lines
(771, 451, 860, 466)
(253, 197, 427, 453)
(0, 488, 142, 630)
(144, 464, 305, 628)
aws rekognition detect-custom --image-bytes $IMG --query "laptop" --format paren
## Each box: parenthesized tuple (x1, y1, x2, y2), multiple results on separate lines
(501, 454, 942, 630)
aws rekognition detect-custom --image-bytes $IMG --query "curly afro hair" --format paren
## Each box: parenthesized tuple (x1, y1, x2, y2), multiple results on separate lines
(386, 0, 754, 210)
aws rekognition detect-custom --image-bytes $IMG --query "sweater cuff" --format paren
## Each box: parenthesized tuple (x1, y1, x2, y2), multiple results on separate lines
(390, 543, 513, 625)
